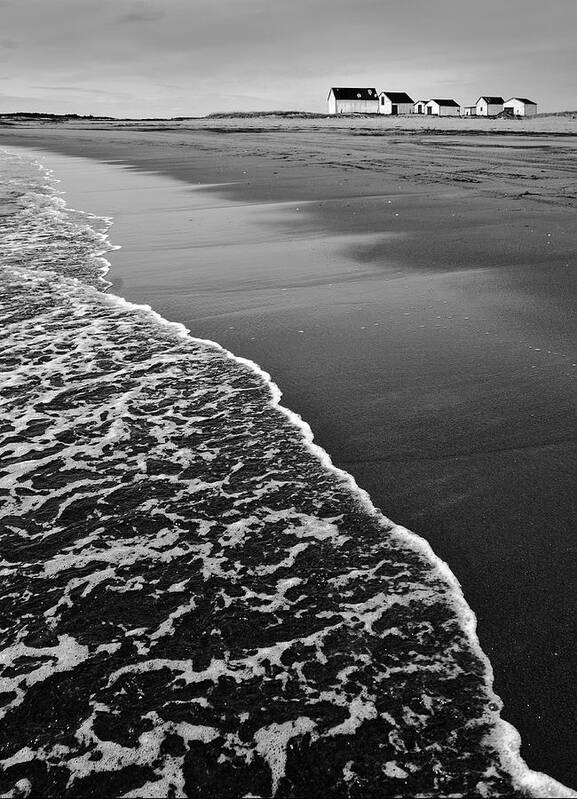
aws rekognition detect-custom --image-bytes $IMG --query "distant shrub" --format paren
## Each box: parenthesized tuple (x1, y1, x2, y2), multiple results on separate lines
(536, 110, 577, 118)
(205, 110, 331, 119)
(0, 112, 117, 120)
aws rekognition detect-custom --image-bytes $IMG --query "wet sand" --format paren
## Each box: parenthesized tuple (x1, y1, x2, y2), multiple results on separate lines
(2, 118, 576, 788)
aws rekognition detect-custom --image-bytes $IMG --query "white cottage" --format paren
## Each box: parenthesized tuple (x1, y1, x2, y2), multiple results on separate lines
(413, 100, 427, 115)
(378, 91, 414, 115)
(425, 99, 461, 116)
(503, 97, 538, 117)
(327, 88, 379, 115)
(475, 96, 504, 116)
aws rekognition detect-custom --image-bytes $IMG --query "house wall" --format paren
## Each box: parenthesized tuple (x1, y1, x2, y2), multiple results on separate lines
(380, 95, 392, 114)
(379, 96, 413, 115)
(414, 102, 426, 114)
(328, 94, 337, 115)
(504, 100, 537, 117)
(463, 107, 476, 117)
(334, 99, 379, 114)
(476, 100, 503, 116)
(426, 102, 460, 116)
(504, 100, 522, 115)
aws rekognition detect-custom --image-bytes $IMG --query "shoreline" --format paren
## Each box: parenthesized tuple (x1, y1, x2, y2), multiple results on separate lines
(0, 128, 576, 792)
(3, 149, 566, 798)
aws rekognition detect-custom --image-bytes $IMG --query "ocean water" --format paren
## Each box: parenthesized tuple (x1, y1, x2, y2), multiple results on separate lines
(0, 148, 569, 798)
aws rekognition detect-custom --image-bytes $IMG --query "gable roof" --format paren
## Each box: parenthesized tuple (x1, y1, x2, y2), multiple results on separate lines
(428, 99, 460, 107)
(505, 97, 537, 105)
(477, 96, 504, 104)
(379, 91, 414, 103)
(328, 87, 378, 101)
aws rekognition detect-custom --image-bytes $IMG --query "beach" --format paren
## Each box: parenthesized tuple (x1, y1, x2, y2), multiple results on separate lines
(1, 115, 576, 792)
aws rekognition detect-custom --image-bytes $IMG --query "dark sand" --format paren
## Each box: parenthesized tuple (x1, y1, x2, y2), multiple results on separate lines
(2, 118, 576, 788)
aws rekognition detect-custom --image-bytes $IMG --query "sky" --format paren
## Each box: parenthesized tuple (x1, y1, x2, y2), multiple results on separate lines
(0, 0, 576, 117)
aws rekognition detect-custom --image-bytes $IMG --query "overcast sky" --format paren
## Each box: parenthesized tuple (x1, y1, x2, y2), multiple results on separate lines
(0, 0, 575, 117)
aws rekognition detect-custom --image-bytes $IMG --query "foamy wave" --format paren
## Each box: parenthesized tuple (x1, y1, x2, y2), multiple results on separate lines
(0, 147, 573, 798)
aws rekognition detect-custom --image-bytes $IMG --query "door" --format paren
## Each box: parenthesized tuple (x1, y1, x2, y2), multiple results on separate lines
(426, 106, 432, 115)
(392, 105, 398, 115)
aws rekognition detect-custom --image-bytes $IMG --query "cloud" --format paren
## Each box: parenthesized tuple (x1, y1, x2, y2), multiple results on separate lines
(117, 2, 165, 23)
(32, 85, 126, 96)
(0, 0, 575, 115)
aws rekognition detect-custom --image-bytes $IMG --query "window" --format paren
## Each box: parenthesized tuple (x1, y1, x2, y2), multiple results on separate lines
(381, 96, 384, 105)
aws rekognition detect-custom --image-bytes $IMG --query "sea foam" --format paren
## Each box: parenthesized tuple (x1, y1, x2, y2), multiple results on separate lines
(0, 147, 574, 798)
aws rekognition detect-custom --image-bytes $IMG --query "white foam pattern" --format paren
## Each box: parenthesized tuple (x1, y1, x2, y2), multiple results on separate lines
(0, 148, 573, 798)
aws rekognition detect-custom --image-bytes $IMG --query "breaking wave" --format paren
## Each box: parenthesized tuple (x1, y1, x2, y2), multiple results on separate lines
(0, 148, 572, 798)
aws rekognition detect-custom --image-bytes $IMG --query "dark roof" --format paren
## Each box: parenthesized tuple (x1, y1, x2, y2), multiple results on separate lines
(477, 96, 504, 104)
(380, 91, 414, 103)
(506, 97, 537, 105)
(329, 87, 378, 101)
(428, 99, 460, 107)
